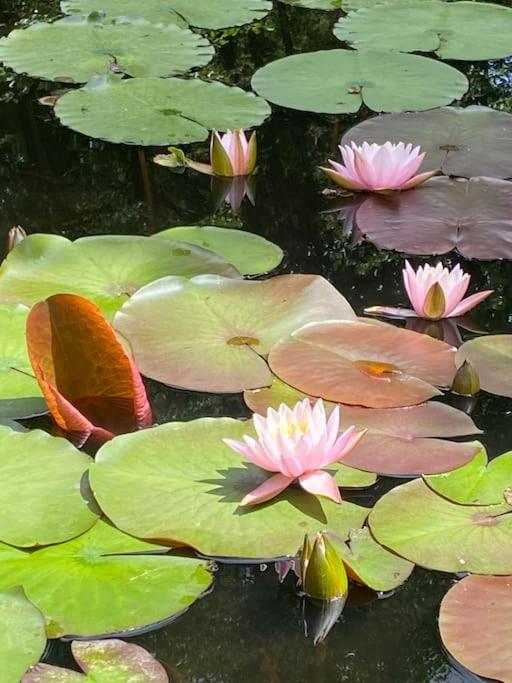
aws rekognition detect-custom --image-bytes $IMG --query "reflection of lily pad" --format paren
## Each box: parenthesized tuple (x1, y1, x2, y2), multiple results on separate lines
(0, 427, 98, 547)
(0, 17, 213, 83)
(90, 418, 370, 559)
(334, 0, 512, 61)
(0, 234, 239, 318)
(342, 107, 512, 180)
(370, 479, 512, 574)
(114, 274, 355, 393)
(0, 587, 46, 683)
(153, 226, 284, 276)
(456, 335, 512, 398)
(439, 575, 512, 683)
(355, 177, 512, 260)
(252, 50, 468, 114)
(278, 0, 378, 8)
(55, 76, 271, 146)
(0, 520, 212, 638)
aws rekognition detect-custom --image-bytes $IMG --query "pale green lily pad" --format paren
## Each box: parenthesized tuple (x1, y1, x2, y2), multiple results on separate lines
(251, 49, 468, 114)
(0, 587, 46, 683)
(334, 0, 512, 61)
(0, 520, 212, 638)
(0, 234, 239, 319)
(369, 479, 512, 574)
(90, 418, 370, 560)
(55, 76, 271, 146)
(0, 305, 46, 419)
(426, 448, 512, 506)
(0, 427, 98, 548)
(153, 226, 284, 276)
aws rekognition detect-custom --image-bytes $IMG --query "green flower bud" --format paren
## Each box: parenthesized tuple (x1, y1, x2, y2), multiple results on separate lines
(300, 532, 348, 601)
(452, 360, 480, 396)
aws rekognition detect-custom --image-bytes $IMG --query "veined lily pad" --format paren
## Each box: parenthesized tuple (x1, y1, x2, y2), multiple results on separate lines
(0, 427, 98, 547)
(0, 234, 239, 318)
(153, 226, 284, 276)
(0, 520, 212, 638)
(113, 274, 355, 393)
(55, 76, 271, 146)
(334, 0, 512, 61)
(456, 335, 512, 398)
(90, 418, 370, 560)
(369, 479, 512, 574)
(355, 177, 512, 260)
(0, 587, 46, 683)
(251, 50, 468, 114)
(0, 17, 213, 83)
(439, 575, 512, 683)
(342, 107, 512, 180)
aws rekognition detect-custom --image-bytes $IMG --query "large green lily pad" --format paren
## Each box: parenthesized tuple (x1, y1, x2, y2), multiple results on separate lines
(90, 418, 370, 560)
(153, 226, 284, 276)
(55, 76, 271, 146)
(113, 274, 355, 393)
(0, 520, 212, 638)
(334, 0, 512, 61)
(342, 106, 512, 180)
(0, 587, 46, 683)
(0, 234, 239, 319)
(456, 335, 512, 399)
(0, 427, 98, 548)
(251, 50, 468, 114)
(369, 478, 512, 574)
(0, 17, 213, 83)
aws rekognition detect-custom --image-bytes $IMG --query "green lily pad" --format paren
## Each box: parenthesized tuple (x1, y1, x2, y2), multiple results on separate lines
(62, 0, 272, 29)
(90, 418, 370, 560)
(113, 274, 355, 393)
(55, 76, 271, 146)
(334, 0, 512, 61)
(0, 427, 99, 548)
(153, 226, 284, 276)
(456, 335, 512, 399)
(0, 587, 46, 683)
(0, 234, 239, 319)
(0, 520, 212, 638)
(0, 305, 46, 419)
(369, 478, 512, 574)
(251, 49, 468, 114)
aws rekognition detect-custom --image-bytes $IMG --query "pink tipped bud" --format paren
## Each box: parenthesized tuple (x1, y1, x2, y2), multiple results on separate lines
(7, 226, 27, 253)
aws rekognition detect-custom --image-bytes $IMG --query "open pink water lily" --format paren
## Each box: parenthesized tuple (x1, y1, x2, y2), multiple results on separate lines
(224, 399, 366, 506)
(211, 129, 257, 177)
(321, 141, 437, 193)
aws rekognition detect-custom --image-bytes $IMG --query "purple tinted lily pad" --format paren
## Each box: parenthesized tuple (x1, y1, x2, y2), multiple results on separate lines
(456, 335, 512, 398)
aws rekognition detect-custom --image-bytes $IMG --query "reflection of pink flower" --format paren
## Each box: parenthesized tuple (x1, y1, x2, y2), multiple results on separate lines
(211, 129, 257, 177)
(322, 142, 437, 193)
(224, 399, 365, 506)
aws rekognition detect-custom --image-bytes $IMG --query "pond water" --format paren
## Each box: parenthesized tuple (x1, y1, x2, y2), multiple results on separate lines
(1, 1, 512, 681)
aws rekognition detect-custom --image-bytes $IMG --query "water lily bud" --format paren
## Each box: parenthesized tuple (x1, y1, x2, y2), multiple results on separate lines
(423, 282, 446, 320)
(7, 226, 27, 253)
(300, 532, 348, 601)
(210, 130, 257, 177)
(451, 360, 480, 396)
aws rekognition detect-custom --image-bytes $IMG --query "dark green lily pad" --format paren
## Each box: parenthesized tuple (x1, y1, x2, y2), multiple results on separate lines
(0, 520, 212, 638)
(369, 478, 512, 574)
(90, 418, 370, 560)
(55, 76, 271, 146)
(0, 17, 213, 83)
(334, 0, 512, 61)
(0, 427, 98, 548)
(0, 587, 46, 683)
(456, 335, 512, 399)
(251, 49, 468, 114)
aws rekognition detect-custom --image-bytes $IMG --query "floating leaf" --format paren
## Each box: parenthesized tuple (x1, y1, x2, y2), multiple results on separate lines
(0, 520, 212, 638)
(153, 226, 284, 276)
(369, 478, 512, 574)
(251, 50, 468, 114)
(456, 335, 512, 398)
(355, 177, 512, 260)
(439, 575, 512, 683)
(90, 418, 370, 560)
(23, 639, 168, 682)
(55, 76, 271, 146)
(0, 426, 98, 547)
(342, 106, 512, 180)
(334, 0, 512, 61)
(0, 234, 239, 318)
(113, 274, 355, 393)
(0, 17, 213, 83)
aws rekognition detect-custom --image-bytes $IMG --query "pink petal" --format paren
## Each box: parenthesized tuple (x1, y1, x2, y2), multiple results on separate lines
(323, 426, 366, 467)
(298, 471, 341, 503)
(403, 261, 426, 316)
(449, 290, 494, 317)
(321, 165, 366, 191)
(400, 169, 438, 190)
(364, 305, 418, 318)
(223, 437, 276, 471)
(240, 473, 293, 506)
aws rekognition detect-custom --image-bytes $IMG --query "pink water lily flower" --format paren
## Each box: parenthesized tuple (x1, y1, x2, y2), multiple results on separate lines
(210, 129, 257, 177)
(224, 399, 366, 507)
(321, 141, 437, 193)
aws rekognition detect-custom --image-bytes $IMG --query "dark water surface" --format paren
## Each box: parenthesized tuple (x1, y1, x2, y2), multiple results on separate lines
(1, 1, 512, 680)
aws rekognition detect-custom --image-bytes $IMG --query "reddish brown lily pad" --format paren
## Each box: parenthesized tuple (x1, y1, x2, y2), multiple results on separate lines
(456, 335, 512, 399)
